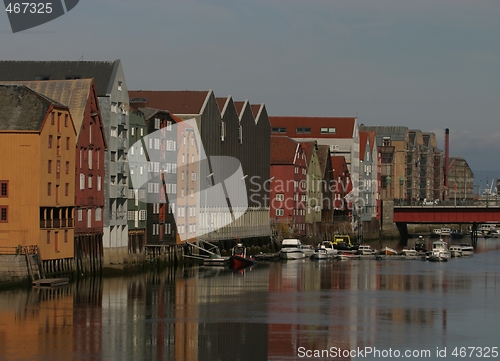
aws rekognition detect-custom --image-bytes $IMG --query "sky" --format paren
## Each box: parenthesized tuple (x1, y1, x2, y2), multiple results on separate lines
(2, 0, 500, 184)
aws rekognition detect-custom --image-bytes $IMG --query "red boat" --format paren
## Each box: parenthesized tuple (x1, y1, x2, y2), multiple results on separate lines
(229, 243, 257, 270)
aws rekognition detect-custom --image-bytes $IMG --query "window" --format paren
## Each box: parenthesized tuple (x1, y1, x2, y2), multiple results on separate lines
(66, 161, 69, 174)
(191, 172, 196, 181)
(238, 125, 243, 143)
(276, 193, 284, 201)
(220, 121, 226, 141)
(65, 114, 68, 127)
(0, 181, 7, 197)
(77, 209, 83, 222)
(48, 160, 52, 173)
(0, 206, 7, 222)
(117, 81, 122, 91)
(65, 183, 69, 196)
(97, 175, 102, 191)
(296, 127, 311, 134)
(111, 102, 118, 113)
(48, 135, 53, 148)
(155, 118, 161, 129)
(80, 174, 85, 190)
(272, 127, 286, 133)
(66, 137, 70, 150)
(320, 127, 336, 134)
(47, 183, 52, 196)
(88, 149, 92, 169)
(276, 208, 284, 216)
(51, 113, 55, 125)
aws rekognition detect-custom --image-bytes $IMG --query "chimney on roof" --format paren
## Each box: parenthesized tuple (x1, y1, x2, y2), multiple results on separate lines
(130, 98, 147, 111)
(444, 128, 450, 192)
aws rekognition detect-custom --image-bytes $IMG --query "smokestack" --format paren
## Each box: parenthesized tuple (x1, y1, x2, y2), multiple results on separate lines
(444, 128, 449, 192)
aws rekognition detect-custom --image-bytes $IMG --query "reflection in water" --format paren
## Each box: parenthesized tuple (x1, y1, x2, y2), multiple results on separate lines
(0, 243, 499, 360)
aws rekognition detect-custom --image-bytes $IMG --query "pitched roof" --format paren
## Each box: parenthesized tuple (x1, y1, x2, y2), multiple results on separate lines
(301, 140, 317, 165)
(269, 116, 356, 138)
(271, 136, 300, 165)
(316, 145, 330, 176)
(330, 156, 349, 173)
(0, 85, 64, 131)
(138, 107, 170, 120)
(0, 60, 120, 96)
(128, 90, 210, 115)
(216, 97, 228, 113)
(0, 79, 93, 132)
(233, 101, 245, 117)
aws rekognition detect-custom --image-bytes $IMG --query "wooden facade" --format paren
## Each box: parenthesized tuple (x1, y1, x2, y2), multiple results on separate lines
(270, 136, 307, 238)
(0, 79, 107, 274)
(0, 85, 76, 262)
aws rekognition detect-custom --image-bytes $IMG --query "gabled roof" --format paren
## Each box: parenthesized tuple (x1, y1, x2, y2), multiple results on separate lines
(359, 131, 376, 161)
(0, 85, 65, 131)
(302, 140, 317, 165)
(330, 156, 349, 173)
(233, 101, 245, 117)
(250, 104, 262, 119)
(269, 116, 356, 138)
(271, 136, 300, 165)
(128, 90, 211, 115)
(0, 60, 120, 96)
(216, 97, 229, 114)
(316, 145, 330, 176)
(139, 107, 170, 120)
(0, 79, 93, 133)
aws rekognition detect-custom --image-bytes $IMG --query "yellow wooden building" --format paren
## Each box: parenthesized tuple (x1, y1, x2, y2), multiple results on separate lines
(0, 85, 76, 263)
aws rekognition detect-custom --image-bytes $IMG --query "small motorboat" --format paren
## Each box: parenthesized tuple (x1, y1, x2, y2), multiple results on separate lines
(458, 243, 474, 256)
(449, 245, 463, 258)
(400, 247, 418, 257)
(279, 239, 306, 260)
(311, 248, 329, 260)
(427, 239, 451, 262)
(229, 243, 257, 270)
(357, 244, 376, 255)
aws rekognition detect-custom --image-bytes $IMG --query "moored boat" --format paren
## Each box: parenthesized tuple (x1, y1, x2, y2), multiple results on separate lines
(357, 244, 376, 255)
(380, 246, 398, 256)
(428, 239, 451, 262)
(311, 248, 329, 260)
(449, 245, 463, 258)
(280, 239, 305, 260)
(300, 244, 315, 258)
(400, 247, 419, 257)
(318, 241, 338, 257)
(229, 243, 257, 269)
(458, 243, 474, 256)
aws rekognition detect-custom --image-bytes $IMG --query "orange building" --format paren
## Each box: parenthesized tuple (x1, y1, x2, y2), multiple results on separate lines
(0, 85, 76, 265)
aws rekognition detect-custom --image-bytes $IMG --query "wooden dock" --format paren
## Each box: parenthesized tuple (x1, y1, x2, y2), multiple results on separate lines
(32, 278, 69, 287)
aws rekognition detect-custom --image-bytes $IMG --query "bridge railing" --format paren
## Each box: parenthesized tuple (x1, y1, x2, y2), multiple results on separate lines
(394, 199, 498, 207)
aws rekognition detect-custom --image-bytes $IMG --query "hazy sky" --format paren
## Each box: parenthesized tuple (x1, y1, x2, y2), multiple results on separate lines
(2, 0, 500, 175)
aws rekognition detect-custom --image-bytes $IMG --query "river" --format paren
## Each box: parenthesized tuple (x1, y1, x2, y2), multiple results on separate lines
(1, 237, 500, 361)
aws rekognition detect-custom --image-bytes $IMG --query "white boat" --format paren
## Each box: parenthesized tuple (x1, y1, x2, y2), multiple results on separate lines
(300, 244, 315, 258)
(449, 245, 463, 258)
(318, 241, 339, 257)
(357, 244, 376, 255)
(280, 239, 305, 260)
(440, 227, 451, 236)
(400, 247, 419, 257)
(311, 248, 329, 260)
(428, 239, 451, 262)
(458, 243, 474, 256)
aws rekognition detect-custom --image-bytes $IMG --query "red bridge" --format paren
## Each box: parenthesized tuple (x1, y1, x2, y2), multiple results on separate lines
(393, 205, 500, 240)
